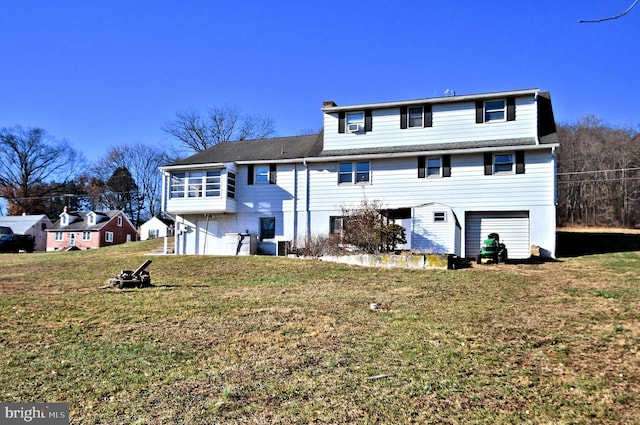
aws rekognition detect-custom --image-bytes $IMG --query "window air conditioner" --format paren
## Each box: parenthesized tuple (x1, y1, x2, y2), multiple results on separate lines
(347, 123, 361, 133)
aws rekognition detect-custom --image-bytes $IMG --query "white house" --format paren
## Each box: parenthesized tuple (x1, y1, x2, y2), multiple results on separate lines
(0, 214, 52, 251)
(139, 216, 175, 240)
(160, 88, 558, 259)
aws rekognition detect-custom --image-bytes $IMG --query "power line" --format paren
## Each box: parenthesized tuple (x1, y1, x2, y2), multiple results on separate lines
(557, 166, 640, 176)
(558, 177, 640, 184)
(579, 0, 640, 23)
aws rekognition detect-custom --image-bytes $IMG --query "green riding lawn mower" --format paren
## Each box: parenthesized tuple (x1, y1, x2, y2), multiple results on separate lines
(476, 233, 508, 264)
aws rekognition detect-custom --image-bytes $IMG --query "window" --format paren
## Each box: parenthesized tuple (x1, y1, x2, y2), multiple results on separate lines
(346, 111, 364, 132)
(339, 110, 371, 133)
(485, 100, 506, 122)
(55, 232, 63, 241)
(477, 97, 515, 123)
(484, 152, 524, 175)
(338, 163, 353, 184)
(255, 165, 270, 184)
(434, 212, 447, 222)
(88, 213, 95, 225)
(170, 170, 224, 198)
(494, 153, 514, 174)
(227, 171, 236, 199)
(259, 217, 275, 240)
(105, 231, 114, 243)
(187, 171, 204, 197)
(170, 172, 186, 198)
(338, 162, 371, 184)
(205, 170, 221, 197)
(355, 162, 370, 183)
(427, 157, 442, 177)
(117, 216, 123, 226)
(408, 106, 423, 128)
(82, 231, 91, 241)
(330, 216, 345, 235)
(419, 155, 450, 178)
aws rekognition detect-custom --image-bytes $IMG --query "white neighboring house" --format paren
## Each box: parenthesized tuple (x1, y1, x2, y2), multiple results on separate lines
(139, 216, 175, 240)
(0, 214, 52, 251)
(160, 88, 559, 259)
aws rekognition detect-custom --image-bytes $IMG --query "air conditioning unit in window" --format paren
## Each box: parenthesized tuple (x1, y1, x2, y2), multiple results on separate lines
(347, 123, 361, 133)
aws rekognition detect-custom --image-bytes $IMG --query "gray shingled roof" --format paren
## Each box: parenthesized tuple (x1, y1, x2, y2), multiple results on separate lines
(316, 138, 538, 157)
(48, 210, 123, 231)
(172, 133, 324, 165)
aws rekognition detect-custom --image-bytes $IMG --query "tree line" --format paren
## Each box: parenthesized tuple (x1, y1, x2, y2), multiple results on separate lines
(556, 115, 640, 228)
(0, 105, 275, 226)
(1, 109, 639, 229)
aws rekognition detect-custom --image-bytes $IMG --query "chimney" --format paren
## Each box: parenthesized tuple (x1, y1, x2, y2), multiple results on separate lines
(323, 100, 337, 108)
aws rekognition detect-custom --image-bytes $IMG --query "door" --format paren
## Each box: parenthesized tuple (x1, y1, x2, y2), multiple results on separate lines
(69, 232, 76, 247)
(465, 211, 530, 259)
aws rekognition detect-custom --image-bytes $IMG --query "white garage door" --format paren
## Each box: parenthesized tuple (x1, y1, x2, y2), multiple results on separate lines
(465, 211, 530, 259)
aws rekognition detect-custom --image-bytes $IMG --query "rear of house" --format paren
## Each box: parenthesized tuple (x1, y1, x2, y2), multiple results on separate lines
(160, 88, 558, 259)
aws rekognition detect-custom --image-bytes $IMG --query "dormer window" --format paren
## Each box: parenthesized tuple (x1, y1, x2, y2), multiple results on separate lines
(88, 212, 96, 226)
(346, 112, 364, 133)
(408, 107, 424, 128)
(476, 97, 516, 123)
(338, 110, 372, 133)
(484, 100, 506, 122)
(61, 214, 68, 226)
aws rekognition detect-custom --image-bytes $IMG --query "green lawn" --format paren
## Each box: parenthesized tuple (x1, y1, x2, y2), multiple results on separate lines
(1, 240, 638, 424)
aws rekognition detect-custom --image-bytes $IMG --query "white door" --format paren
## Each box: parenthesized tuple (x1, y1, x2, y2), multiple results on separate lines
(69, 233, 76, 247)
(197, 220, 218, 255)
(465, 211, 530, 259)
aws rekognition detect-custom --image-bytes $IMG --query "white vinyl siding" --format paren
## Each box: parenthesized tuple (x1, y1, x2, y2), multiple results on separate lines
(307, 151, 554, 212)
(323, 96, 536, 152)
(411, 203, 461, 256)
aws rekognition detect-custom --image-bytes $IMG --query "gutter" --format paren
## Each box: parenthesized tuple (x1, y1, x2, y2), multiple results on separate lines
(322, 88, 540, 113)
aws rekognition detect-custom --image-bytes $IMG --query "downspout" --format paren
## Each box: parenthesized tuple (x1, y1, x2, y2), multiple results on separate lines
(203, 213, 210, 255)
(293, 163, 298, 247)
(534, 91, 540, 145)
(303, 160, 311, 241)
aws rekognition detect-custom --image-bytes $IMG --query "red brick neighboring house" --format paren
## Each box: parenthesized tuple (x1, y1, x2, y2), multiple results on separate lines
(46, 208, 138, 251)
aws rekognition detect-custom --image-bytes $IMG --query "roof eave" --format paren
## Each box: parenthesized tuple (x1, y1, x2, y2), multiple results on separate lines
(322, 88, 540, 112)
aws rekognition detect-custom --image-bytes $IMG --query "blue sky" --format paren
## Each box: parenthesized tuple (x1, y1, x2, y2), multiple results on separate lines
(1, 1, 638, 162)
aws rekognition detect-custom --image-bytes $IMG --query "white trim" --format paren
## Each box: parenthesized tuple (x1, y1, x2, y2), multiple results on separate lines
(322, 89, 539, 112)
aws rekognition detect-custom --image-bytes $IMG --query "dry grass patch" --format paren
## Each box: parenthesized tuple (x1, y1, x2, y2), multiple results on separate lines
(0, 241, 639, 423)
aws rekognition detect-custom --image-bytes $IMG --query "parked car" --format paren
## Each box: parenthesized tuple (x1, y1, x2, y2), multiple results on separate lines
(0, 226, 13, 235)
(0, 234, 35, 253)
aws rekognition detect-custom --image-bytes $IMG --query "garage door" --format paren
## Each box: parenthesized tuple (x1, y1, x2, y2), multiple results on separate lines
(465, 211, 530, 259)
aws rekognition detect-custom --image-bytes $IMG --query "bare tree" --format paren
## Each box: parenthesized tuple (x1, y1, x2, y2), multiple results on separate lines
(557, 115, 640, 228)
(163, 105, 276, 152)
(91, 143, 169, 225)
(0, 126, 83, 215)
